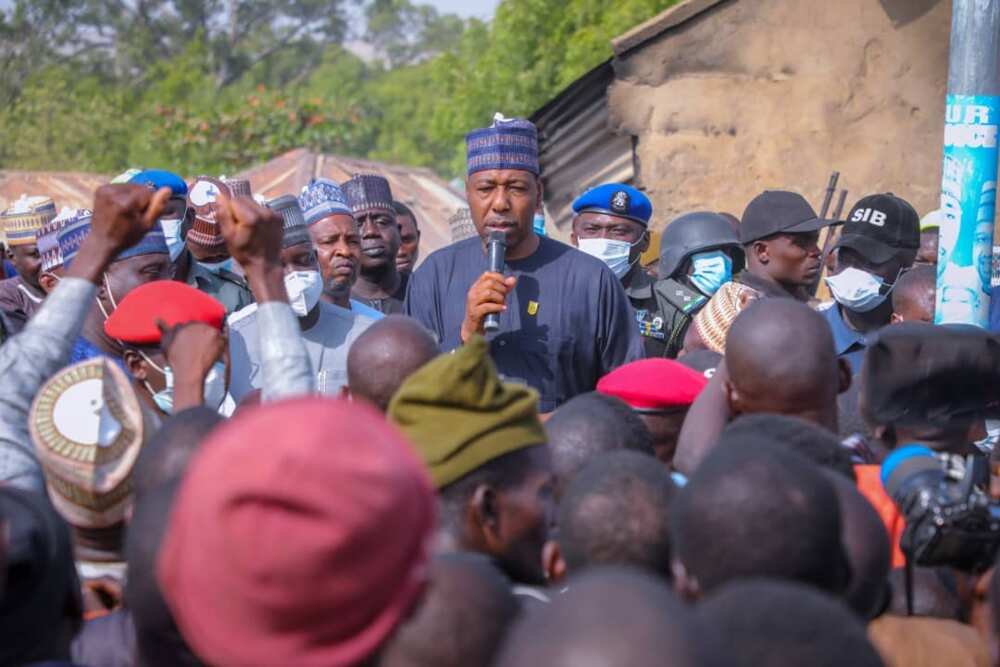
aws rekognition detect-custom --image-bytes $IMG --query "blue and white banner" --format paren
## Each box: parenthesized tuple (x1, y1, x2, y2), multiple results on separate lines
(937, 94, 1000, 326)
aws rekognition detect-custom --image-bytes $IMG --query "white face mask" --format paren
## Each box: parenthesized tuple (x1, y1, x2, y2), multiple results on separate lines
(577, 238, 637, 279)
(825, 267, 890, 312)
(160, 218, 185, 262)
(141, 352, 228, 414)
(199, 258, 235, 275)
(284, 270, 323, 317)
(689, 250, 733, 296)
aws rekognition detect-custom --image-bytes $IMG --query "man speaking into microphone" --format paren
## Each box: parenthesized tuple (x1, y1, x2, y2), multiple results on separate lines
(405, 114, 641, 412)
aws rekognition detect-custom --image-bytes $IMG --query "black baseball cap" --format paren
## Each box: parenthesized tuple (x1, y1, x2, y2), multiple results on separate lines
(834, 193, 919, 264)
(740, 190, 839, 244)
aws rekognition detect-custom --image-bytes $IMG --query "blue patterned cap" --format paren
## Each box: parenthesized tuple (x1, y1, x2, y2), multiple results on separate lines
(59, 217, 168, 268)
(572, 183, 652, 227)
(268, 195, 311, 249)
(343, 174, 394, 215)
(57, 213, 93, 269)
(128, 169, 188, 197)
(298, 178, 352, 226)
(466, 113, 539, 176)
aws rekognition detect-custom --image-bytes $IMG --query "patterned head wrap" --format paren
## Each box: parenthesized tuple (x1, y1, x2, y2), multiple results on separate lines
(693, 282, 761, 354)
(299, 178, 353, 226)
(465, 113, 540, 176)
(187, 176, 252, 252)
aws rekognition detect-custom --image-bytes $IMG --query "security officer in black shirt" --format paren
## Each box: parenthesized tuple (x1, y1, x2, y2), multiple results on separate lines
(652, 212, 744, 357)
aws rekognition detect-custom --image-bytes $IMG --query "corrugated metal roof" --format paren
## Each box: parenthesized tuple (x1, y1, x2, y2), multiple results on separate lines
(0, 170, 108, 210)
(531, 60, 635, 237)
(237, 149, 467, 258)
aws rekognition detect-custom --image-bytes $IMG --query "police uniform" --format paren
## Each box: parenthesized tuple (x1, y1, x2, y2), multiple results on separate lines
(574, 184, 682, 357)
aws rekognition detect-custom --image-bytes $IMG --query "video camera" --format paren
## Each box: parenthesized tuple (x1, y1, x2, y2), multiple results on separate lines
(881, 445, 1000, 574)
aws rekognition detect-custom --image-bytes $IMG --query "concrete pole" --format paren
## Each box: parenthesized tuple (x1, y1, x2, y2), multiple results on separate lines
(935, 0, 1000, 326)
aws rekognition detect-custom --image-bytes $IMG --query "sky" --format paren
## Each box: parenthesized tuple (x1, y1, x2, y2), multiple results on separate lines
(428, 0, 499, 20)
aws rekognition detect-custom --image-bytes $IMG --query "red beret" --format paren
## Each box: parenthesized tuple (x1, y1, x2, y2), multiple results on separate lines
(103, 280, 226, 345)
(597, 358, 708, 411)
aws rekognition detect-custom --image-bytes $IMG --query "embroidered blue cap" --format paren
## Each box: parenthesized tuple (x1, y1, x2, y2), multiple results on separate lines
(299, 178, 352, 226)
(572, 183, 652, 227)
(343, 174, 394, 216)
(465, 113, 539, 176)
(58, 215, 168, 268)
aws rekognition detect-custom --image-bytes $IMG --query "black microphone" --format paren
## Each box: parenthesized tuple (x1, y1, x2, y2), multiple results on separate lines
(484, 230, 507, 333)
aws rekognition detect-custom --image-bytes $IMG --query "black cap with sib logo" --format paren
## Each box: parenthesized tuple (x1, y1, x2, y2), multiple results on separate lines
(835, 193, 920, 265)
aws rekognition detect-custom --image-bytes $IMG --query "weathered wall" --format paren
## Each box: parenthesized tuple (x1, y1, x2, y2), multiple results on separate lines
(609, 0, 950, 229)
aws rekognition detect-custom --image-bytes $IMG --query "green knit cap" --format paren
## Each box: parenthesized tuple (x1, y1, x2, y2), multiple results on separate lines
(388, 335, 546, 489)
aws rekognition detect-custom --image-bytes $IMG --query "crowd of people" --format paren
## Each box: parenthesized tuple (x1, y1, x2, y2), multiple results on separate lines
(1, 112, 999, 667)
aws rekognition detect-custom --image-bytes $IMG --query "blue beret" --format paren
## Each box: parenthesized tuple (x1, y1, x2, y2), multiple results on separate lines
(572, 184, 652, 227)
(129, 169, 188, 197)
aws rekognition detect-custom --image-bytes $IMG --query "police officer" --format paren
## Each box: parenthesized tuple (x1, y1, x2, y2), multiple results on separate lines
(570, 184, 660, 354)
(652, 212, 744, 357)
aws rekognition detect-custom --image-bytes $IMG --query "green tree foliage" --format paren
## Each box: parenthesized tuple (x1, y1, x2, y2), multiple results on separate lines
(0, 0, 677, 179)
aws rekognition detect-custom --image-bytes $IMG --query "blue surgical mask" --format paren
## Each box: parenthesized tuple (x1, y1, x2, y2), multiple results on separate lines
(199, 258, 234, 275)
(826, 267, 890, 312)
(160, 218, 185, 262)
(141, 352, 228, 414)
(689, 250, 733, 296)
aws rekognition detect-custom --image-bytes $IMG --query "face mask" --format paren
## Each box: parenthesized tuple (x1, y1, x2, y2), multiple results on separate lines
(96, 272, 118, 320)
(578, 238, 637, 279)
(199, 258, 234, 275)
(825, 267, 890, 312)
(689, 250, 733, 296)
(284, 270, 323, 317)
(160, 218, 185, 262)
(141, 353, 227, 414)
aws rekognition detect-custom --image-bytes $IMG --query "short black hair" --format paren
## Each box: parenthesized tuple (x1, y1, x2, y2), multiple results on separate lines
(378, 553, 517, 667)
(671, 440, 848, 595)
(438, 446, 543, 529)
(697, 580, 884, 667)
(545, 392, 655, 492)
(494, 567, 727, 667)
(891, 264, 936, 313)
(558, 451, 676, 576)
(392, 200, 418, 226)
(720, 414, 856, 481)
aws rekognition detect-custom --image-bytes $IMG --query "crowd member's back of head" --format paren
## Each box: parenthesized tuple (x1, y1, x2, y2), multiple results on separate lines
(670, 440, 848, 599)
(890, 264, 936, 324)
(888, 567, 963, 620)
(697, 580, 886, 667)
(377, 553, 517, 667)
(494, 567, 727, 667)
(720, 413, 856, 481)
(558, 451, 676, 578)
(0, 486, 82, 666)
(127, 480, 203, 667)
(824, 471, 890, 619)
(725, 299, 850, 431)
(347, 314, 439, 412)
(545, 392, 655, 493)
(132, 406, 223, 500)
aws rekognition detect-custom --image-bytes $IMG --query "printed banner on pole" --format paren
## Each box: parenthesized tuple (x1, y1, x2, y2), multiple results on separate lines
(937, 94, 1000, 326)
